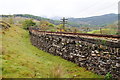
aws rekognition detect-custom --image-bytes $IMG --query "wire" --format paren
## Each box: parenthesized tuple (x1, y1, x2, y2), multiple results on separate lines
(76, 1, 118, 18)
(77, 0, 110, 15)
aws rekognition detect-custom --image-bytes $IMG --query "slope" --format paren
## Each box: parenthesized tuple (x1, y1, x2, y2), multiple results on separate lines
(68, 13, 117, 27)
(1, 26, 102, 78)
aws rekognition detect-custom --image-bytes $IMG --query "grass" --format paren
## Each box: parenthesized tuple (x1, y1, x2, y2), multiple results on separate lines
(1, 25, 103, 78)
(49, 64, 65, 78)
(88, 28, 117, 35)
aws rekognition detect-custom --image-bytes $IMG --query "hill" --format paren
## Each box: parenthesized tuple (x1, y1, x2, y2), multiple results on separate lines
(68, 13, 118, 27)
(1, 13, 118, 27)
(0, 14, 60, 25)
(1, 25, 102, 78)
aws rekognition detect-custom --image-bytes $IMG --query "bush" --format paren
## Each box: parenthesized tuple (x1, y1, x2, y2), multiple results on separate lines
(22, 19, 36, 30)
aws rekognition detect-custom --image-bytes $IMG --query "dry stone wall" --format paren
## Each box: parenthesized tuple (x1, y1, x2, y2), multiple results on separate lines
(30, 31, 120, 78)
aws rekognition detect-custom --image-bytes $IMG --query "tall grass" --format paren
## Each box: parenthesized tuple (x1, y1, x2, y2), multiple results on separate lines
(49, 64, 65, 78)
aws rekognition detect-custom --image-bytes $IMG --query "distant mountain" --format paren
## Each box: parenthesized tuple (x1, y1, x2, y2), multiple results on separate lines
(67, 13, 118, 27)
(50, 16, 62, 20)
(1, 13, 118, 27)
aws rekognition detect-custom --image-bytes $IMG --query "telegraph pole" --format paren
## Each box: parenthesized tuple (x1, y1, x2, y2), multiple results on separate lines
(60, 17, 68, 30)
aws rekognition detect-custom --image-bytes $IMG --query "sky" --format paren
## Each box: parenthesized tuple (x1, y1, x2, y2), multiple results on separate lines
(0, 0, 119, 18)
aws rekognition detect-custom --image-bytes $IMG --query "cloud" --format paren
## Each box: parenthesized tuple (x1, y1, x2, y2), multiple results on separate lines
(0, 0, 119, 18)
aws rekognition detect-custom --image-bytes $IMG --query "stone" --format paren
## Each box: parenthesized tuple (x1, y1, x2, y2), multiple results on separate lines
(97, 54, 101, 57)
(91, 51, 95, 54)
(30, 30, 120, 78)
(78, 58, 86, 61)
(91, 53, 96, 56)
(94, 50, 99, 54)
(76, 54, 80, 57)
(79, 45, 82, 47)
(103, 52, 109, 54)
(59, 53, 62, 55)
(69, 55, 73, 59)
(115, 63, 120, 67)
(81, 55, 86, 58)
(78, 41, 81, 43)
(116, 57, 120, 60)
(73, 54, 77, 56)
(61, 43, 65, 45)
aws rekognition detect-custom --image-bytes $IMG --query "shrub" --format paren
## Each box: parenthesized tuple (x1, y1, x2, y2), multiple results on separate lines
(22, 19, 36, 30)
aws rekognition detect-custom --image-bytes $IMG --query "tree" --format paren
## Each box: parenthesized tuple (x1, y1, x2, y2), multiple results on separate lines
(39, 20, 55, 31)
(22, 19, 36, 30)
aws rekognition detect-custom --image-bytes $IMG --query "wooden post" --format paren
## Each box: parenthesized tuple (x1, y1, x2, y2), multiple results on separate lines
(100, 27, 102, 34)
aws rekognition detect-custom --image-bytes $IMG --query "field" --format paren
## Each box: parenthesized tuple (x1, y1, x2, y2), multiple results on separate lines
(88, 28, 117, 35)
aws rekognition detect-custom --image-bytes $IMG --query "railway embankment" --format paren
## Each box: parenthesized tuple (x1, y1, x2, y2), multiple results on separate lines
(29, 28, 120, 78)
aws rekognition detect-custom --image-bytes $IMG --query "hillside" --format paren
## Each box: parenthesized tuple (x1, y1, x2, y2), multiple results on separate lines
(68, 13, 118, 27)
(1, 25, 102, 78)
(1, 14, 118, 27)
(0, 14, 60, 25)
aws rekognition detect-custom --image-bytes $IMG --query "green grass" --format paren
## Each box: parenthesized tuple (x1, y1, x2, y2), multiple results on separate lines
(88, 28, 117, 35)
(1, 26, 103, 78)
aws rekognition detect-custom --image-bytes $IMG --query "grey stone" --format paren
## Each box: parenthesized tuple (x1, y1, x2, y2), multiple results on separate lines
(91, 54, 96, 56)
(115, 63, 120, 67)
(30, 30, 120, 78)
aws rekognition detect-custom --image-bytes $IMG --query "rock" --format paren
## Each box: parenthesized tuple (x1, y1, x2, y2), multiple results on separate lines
(94, 50, 99, 54)
(91, 51, 95, 54)
(30, 31, 120, 78)
(79, 45, 82, 47)
(76, 54, 81, 57)
(78, 58, 86, 61)
(75, 50, 78, 52)
(61, 43, 65, 45)
(115, 63, 120, 67)
(70, 53, 74, 55)
(73, 54, 77, 56)
(97, 54, 101, 57)
(91, 54, 96, 56)
(99, 61, 107, 64)
(103, 52, 109, 54)
(69, 55, 73, 59)
(116, 57, 120, 60)
(73, 75, 77, 77)
(81, 55, 86, 58)
(59, 53, 62, 55)
(78, 41, 81, 43)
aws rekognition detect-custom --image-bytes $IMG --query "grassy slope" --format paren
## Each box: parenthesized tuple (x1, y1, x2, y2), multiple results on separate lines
(0, 28, 2, 78)
(1, 26, 102, 78)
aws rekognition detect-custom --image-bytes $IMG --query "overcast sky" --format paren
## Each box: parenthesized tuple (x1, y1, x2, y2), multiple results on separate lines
(0, 0, 119, 18)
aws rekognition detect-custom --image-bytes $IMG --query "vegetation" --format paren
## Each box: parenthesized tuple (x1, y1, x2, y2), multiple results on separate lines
(1, 14, 118, 34)
(68, 13, 117, 27)
(1, 13, 118, 78)
(105, 72, 112, 80)
(1, 23, 102, 78)
(1, 13, 117, 28)
(88, 28, 117, 35)
(22, 19, 36, 29)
